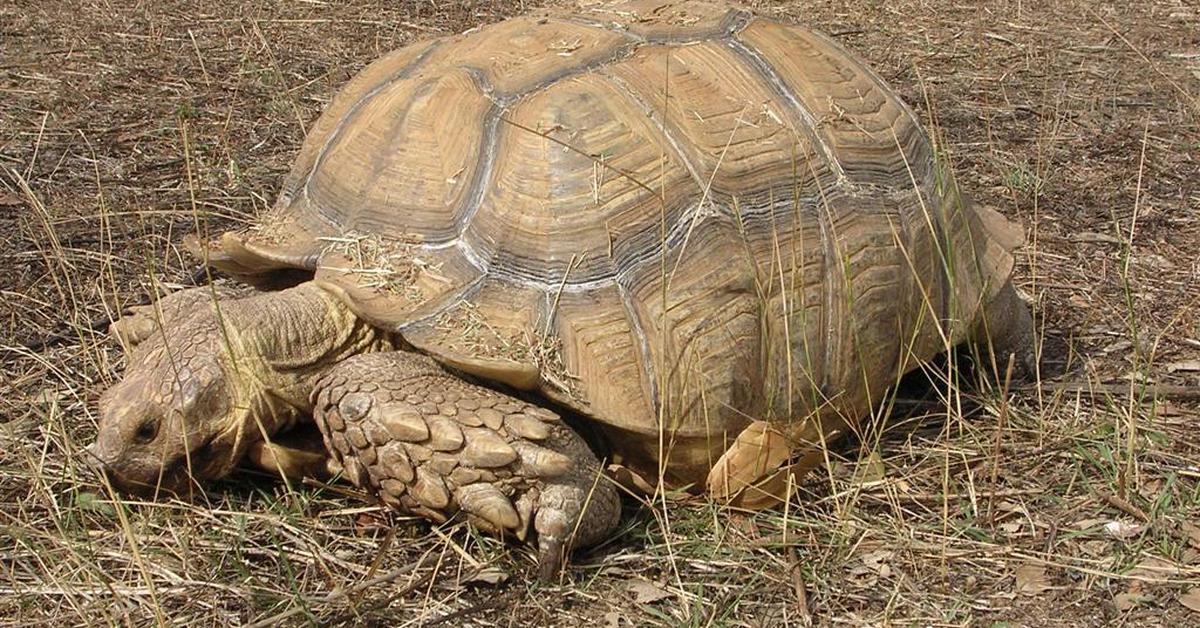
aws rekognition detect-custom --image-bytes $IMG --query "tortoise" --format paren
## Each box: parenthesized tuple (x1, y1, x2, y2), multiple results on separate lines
(88, 0, 1035, 578)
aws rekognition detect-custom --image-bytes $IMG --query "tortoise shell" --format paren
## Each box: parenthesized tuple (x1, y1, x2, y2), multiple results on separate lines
(207, 0, 1021, 486)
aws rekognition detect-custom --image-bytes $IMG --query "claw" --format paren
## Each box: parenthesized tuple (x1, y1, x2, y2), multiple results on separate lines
(537, 537, 566, 583)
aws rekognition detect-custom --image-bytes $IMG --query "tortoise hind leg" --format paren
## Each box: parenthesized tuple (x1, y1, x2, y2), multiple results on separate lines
(973, 279, 1038, 383)
(311, 351, 621, 580)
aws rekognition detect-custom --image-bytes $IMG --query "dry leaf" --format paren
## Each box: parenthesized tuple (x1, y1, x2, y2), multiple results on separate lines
(854, 451, 886, 485)
(999, 521, 1022, 535)
(1072, 231, 1123, 244)
(34, 389, 68, 406)
(1179, 521, 1200, 550)
(1105, 520, 1143, 540)
(627, 579, 672, 605)
(861, 549, 894, 578)
(1114, 592, 1143, 611)
(1180, 588, 1200, 613)
(1073, 517, 1106, 531)
(1167, 360, 1200, 373)
(464, 568, 509, 585)
(1079, 540, 1111, 557)
(1014, 563, 1051, 596)
(1129, 556, 1184, 579)
(847, 563, 879, 590)
(1115, 581, 1147, 611)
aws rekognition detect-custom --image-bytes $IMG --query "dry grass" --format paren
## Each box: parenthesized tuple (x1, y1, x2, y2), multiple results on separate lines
(2, 0, 1199, 625)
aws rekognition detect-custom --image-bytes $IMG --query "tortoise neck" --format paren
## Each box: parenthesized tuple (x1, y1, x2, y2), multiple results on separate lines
(221, 282, 395, 428)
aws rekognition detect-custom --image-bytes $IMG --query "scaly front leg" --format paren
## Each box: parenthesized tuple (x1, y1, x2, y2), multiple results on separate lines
(310, 352, 621, 580)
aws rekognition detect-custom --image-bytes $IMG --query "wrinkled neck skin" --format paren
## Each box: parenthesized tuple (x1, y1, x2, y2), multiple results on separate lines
(223, 282, 394, 436)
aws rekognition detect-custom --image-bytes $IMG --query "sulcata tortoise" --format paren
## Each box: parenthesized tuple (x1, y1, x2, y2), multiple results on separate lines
(88, 0, 1035, 577)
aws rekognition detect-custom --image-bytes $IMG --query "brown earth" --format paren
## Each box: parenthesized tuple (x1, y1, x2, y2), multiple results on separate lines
(1, 0, 1198, 625)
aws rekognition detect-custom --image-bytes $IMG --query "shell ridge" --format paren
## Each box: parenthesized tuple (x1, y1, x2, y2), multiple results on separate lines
(614, 277, 660, 423)
(724, 36, 846, 183)
(300, 41, 443, 210)
(599, 68, 709, 195)
(452, 101, 505, 250)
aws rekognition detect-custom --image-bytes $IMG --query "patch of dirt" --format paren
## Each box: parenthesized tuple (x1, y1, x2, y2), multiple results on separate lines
(2, 0, 1197, 625)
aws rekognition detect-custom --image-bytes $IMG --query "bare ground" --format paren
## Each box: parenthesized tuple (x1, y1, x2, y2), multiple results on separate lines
(1, 0, 1198, 625)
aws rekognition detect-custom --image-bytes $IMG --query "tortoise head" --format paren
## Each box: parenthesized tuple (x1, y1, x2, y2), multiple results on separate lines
(89, 307, 276, 497)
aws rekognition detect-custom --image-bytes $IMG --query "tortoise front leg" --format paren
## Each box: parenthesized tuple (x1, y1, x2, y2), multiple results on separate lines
(310, 352, 621, 580)
(244, 424, 338, 482)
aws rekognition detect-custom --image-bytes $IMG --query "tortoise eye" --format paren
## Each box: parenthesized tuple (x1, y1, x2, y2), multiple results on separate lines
(134, 417, 160, 444)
